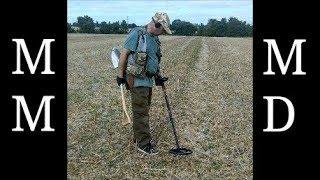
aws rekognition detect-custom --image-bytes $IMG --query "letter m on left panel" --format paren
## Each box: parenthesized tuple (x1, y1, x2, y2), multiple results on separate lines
(12, 39, 55, 74)
(12, 96, 55, 132)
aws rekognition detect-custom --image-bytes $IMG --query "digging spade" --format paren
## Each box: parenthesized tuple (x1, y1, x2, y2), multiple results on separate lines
(110, 47, 131, 126)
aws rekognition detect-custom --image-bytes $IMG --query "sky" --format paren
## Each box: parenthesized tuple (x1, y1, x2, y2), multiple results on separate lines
(68, 0, 252, 25)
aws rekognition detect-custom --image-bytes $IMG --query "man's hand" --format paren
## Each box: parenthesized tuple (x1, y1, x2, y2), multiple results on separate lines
(116, 76, 126, 86)
(155, 75, 168, 86)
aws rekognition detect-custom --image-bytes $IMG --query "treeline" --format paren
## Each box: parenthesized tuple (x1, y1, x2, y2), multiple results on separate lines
(68, 15, 252, 37)
(68, 15, 137, 34)
(173, 18, 252, 37)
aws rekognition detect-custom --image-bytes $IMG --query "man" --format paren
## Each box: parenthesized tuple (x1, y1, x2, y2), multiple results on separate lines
(116, 12, 172, 155)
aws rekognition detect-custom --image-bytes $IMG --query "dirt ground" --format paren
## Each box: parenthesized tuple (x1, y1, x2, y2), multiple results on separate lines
(67, 33, 252, 179)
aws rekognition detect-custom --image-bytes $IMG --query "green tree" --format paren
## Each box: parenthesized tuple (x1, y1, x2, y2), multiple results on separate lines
(128, 23, 137, 28)
(171, 19, 197, 36)
(195, 23, 205, 36)
(72, 22, 78, 26)
(95, 21, 100, 27)
(227, 17, 245, 37)
(203, 17, 252, 37)
(67, 23, 75, 33)
(99, 21, 110, 34)
(204, 19, 218, 36)
(216, 18, 227, 36)
(120, 20, 128, 33)
(110, 21, 120, 34)
(77, 15, 95, 33)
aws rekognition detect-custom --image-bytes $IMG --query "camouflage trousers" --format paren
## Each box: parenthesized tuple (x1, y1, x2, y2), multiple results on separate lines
(131, 87, 152, 147)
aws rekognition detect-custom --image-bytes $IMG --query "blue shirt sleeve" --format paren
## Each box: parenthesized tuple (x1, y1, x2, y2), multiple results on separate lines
(123, 28, 139, 52)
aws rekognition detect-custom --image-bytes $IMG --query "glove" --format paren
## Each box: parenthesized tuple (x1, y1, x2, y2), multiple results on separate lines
(116, 76, 126, 86)
(155, 75, 168, 86)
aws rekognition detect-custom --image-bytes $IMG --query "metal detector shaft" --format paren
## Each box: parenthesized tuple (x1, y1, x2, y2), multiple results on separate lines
(161, 84, 180, 149)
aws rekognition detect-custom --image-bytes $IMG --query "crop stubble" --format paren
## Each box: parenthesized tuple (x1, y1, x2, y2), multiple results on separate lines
(67, 34, 252, 179)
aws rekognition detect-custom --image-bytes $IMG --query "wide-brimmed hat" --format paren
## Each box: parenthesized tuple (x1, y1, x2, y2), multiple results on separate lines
(152, 12, 172, 34)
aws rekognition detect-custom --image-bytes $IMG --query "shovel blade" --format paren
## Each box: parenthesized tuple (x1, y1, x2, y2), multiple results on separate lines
(110, 47, 120, 69)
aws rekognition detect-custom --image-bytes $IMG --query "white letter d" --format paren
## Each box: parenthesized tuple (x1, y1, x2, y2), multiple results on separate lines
(263, 96, 295, 132)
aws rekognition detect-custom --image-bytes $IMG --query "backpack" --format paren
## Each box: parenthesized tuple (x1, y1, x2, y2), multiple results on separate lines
(126, 27, 148, 78)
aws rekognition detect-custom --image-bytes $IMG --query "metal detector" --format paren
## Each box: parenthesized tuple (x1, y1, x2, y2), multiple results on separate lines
(161, 83, 192, 156)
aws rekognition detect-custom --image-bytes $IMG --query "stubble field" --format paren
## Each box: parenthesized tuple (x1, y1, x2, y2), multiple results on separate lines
(67, 33, 252, 179)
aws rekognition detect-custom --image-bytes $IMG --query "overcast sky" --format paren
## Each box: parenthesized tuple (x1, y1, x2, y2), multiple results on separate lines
(68, 0, 252, 25)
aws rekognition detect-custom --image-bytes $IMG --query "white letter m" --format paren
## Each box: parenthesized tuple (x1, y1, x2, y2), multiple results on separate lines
(12, 39, 55, 74)
(263, 39, 306, 75)
(12, 96, 55, 132)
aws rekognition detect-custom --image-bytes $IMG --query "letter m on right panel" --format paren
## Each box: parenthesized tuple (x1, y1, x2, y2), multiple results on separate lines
(263, 39, 306, 75)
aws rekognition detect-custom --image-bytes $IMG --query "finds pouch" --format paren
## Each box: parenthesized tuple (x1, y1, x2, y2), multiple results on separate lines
(127, 30, 147, 77)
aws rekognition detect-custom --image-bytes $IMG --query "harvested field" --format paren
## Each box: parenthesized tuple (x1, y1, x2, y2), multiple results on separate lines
(67, 33, 252, 179)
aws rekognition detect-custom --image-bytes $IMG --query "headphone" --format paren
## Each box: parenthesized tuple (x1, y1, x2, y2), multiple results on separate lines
(155, 22, 161, 28)
(152, 18, 162, 28)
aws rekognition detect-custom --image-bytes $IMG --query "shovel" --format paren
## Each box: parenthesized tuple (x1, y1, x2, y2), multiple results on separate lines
(110, 47, 131, 125)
